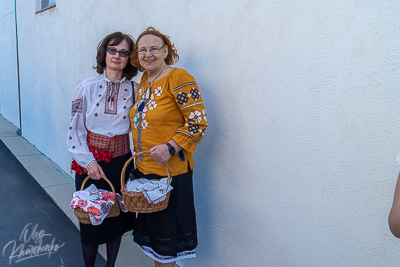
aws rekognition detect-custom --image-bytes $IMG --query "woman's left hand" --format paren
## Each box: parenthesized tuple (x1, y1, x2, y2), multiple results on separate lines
(149, 144, 171, 165)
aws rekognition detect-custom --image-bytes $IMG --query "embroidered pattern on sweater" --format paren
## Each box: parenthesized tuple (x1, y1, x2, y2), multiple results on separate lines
(181, 102, 203, 110)
(74, 114, 83, 146)
(190, 88, 200, 100)
(189, 110, 203, 123)
(176, 92, 189, 105)
(105, 82, 120, 115)
(154, 86, 163, 96)
(71, 97, 83, 116)
(176, 130, 201, 142)
(172, 81, 196, 91)
(140, 246, 196, 263)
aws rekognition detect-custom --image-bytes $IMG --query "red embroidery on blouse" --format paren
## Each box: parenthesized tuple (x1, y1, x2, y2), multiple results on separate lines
(71, 149, 114, 175)
(71, 159, 86, 175)
(105, 82, 120, 115)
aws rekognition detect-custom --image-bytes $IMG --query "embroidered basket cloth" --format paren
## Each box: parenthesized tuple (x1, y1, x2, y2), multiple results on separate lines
(74, 175, 120, 224)
(121, 151, 171, 213)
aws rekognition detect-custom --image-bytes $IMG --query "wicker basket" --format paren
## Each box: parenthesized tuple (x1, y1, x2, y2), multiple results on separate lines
(120, 151, 171, 213)
(74, 175, 120, 224)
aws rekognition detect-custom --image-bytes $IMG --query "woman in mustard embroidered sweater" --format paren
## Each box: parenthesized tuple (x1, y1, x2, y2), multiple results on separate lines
(129, 27, 208, 266)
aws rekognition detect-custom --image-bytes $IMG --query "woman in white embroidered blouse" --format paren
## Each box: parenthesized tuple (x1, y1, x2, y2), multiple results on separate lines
(66, 32, 138, 267)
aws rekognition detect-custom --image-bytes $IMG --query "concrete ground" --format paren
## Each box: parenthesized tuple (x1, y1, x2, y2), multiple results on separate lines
(0, 116, 159, 267)
(0, 138, 106, 267)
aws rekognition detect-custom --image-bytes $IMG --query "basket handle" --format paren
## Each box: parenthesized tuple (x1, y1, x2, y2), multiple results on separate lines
(80, 175, 116, 194)
(120, 151, 172, 190)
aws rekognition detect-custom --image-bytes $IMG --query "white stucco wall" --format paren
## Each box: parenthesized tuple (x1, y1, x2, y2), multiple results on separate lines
(1, 0, 400, 266)
(0, 0, 20, 127)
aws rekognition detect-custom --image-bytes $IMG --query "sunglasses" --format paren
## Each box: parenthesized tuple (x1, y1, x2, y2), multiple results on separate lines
(106, 47, 130, 58)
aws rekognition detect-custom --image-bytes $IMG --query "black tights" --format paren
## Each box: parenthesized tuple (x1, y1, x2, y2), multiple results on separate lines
(82, 237, 122, 267)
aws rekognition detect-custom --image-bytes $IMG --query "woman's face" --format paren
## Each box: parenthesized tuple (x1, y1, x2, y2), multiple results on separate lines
(137, 34, 168, 75)
(105, 39, 130, 73)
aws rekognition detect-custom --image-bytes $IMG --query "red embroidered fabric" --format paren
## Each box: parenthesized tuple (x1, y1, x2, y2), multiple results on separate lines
(71, 131, 130, 174)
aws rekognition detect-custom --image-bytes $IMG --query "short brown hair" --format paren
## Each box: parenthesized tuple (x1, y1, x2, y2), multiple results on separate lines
(130, 27, 179, 72)
(94, 32, 138, 80)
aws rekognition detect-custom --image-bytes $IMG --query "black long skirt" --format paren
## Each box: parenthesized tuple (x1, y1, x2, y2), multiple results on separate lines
(75, 152, 136, 246)
(132, 168, 198, 263)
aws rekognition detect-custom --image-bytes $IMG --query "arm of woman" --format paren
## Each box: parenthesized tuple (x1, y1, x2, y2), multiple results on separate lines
(66, 82, 102, 179)
(389, 172, 400, 237)
(169, 70, 208, 152)
(149, 69, 208, 164)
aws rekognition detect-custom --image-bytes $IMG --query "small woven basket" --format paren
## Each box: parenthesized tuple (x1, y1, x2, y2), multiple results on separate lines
(120, 151, 171, 213)
(74, 175, 120, 224)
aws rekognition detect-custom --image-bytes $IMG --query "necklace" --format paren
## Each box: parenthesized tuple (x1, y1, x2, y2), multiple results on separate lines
(143, 65, 166, 99)
(133, 65, 167, 161)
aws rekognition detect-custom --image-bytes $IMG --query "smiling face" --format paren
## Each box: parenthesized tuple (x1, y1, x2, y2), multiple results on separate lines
(137, 34, 168, 76)
(105, 39, 130, 74)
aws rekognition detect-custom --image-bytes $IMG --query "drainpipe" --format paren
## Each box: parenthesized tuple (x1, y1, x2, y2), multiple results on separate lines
(14, 0, 22, 135)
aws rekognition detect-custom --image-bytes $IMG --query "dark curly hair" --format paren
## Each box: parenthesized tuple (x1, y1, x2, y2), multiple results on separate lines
(94, 32, 138, 80)
(130, 27, 179, 72)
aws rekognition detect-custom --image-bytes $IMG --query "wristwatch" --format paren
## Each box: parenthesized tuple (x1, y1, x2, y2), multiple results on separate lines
(166, 143, 176, 156)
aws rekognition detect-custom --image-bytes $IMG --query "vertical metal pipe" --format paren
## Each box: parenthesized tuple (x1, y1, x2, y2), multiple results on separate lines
(14, 0, 22, 135)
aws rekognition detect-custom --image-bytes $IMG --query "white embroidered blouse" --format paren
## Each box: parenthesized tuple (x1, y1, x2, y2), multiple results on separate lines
(67, 72, 138, 170)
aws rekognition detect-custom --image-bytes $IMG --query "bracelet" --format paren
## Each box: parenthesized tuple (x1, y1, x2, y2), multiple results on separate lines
(166, 143, 176, 156)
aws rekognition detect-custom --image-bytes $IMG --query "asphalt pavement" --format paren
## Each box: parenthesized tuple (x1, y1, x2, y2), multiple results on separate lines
(0, 139, 106, 267)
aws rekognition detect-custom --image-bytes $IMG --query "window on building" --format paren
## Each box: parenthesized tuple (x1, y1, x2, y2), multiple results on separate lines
(42, 0, 55, 8)
(36, 0, 55, 13)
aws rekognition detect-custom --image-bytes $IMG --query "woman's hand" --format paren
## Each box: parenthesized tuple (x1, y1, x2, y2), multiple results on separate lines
(87, 162, 105, 180)
(150, 141, 182, 165)
(150, 145, 171, 165)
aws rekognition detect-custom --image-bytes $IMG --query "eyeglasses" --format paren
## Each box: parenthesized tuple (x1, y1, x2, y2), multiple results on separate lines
(137, 45, 166, 55)
(106, 47, 130, 58)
